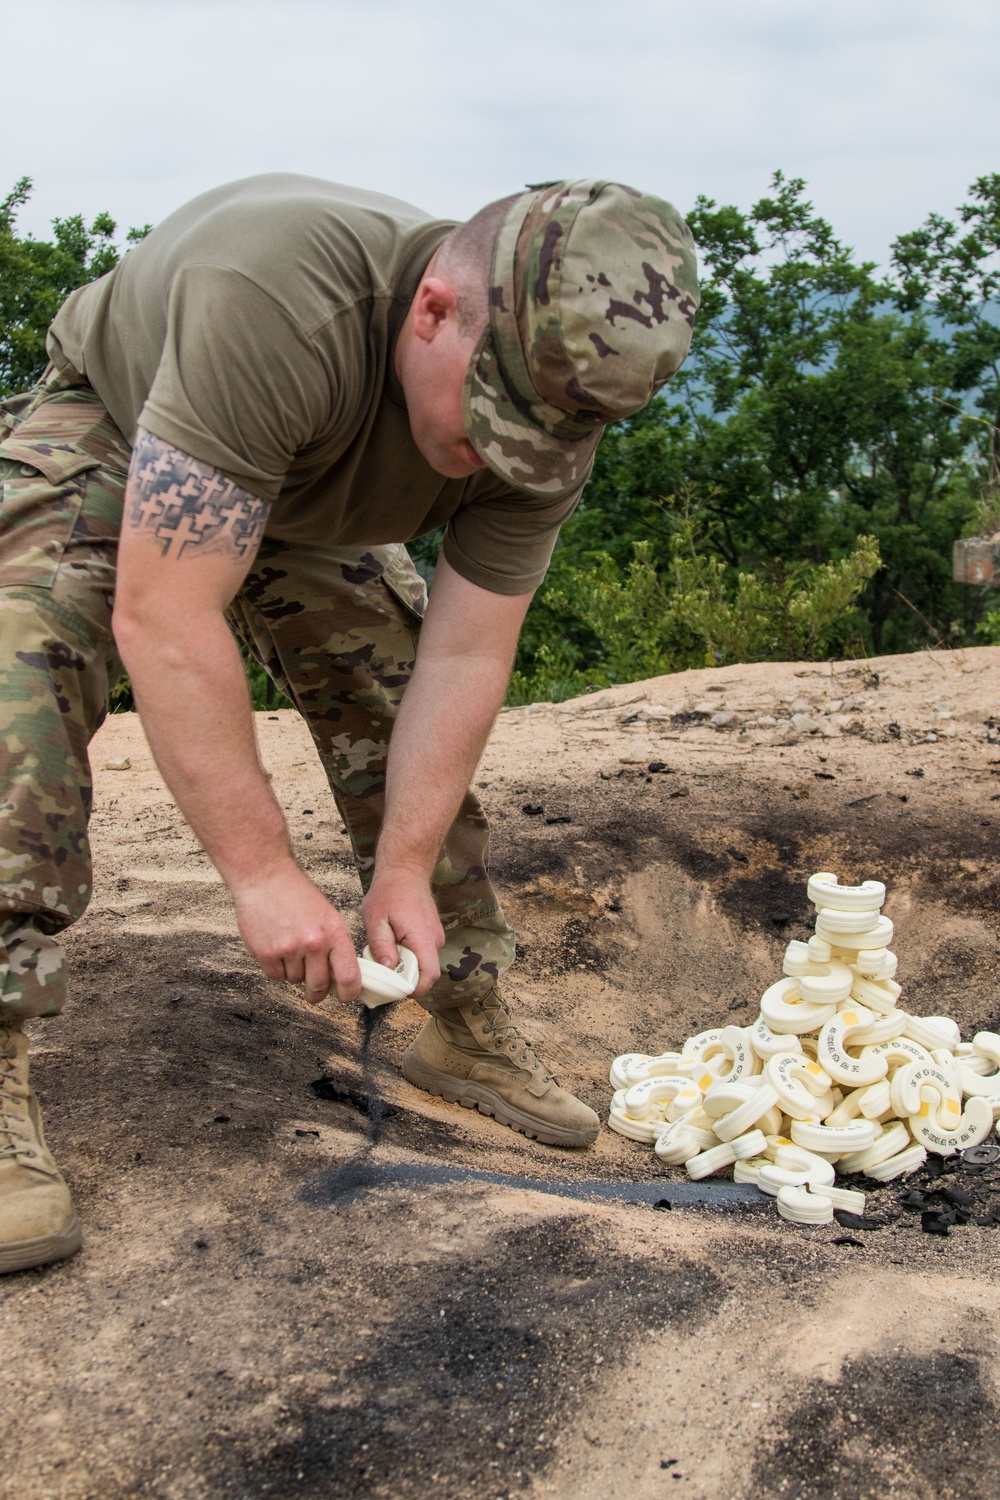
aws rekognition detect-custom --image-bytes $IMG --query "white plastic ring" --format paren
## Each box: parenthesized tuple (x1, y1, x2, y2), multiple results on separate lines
(850, 1010, 906, 1048)
(791, 1117, 877, 1154)
(653, 1122, 702, 1164)
(850, 949, 898, 982)
(776, 1185, 835, 1226)
(760, 977, 837, 1036)
(623, 1076, 702, 1122)
(813, 906, 880, 936)
(358, 945, 419, 1006)
(857, 1078, 893, 1119)
(839, 1120, 912, 1174)
(807, 873, 886, 913)
(621, 1051, 685, 1084)
(609, 1053, 651, 1090)
(889, 1061, 961, 1123)
(730, 1128, 769, 1161)
(863, 1145, 927, 1181)
(773, 1144, 837, 1187)
(849, 975, 902, 1015)
(686, 1141, 739, 1180)
(713, 1084, 782, 1142)
(810, 1182, 867, 1212)
(815, 914, 894, 951)
(608, 1106, 667, 1143)
(750, 1017, 803, 1060)
(958, 1032, 1000, 1097)
(764, 1053, 835, 1121)
(908, 1094, 993, 1156)
(816, 1006, 888, 1087)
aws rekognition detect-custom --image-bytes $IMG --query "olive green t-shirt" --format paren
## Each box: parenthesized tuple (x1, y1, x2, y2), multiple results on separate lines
(48, 174, 584, 594)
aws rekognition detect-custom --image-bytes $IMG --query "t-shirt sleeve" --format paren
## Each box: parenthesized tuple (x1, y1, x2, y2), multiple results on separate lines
(137, 264, 337, 500)
(441, 479, 584, 595)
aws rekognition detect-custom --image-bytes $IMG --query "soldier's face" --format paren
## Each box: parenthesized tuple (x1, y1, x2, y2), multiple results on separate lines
(398, 275, 488, 480)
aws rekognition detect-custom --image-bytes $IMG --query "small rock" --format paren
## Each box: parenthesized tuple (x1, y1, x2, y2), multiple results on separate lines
(104, 757, 131, 771)
(712, 711, 738, 729)
(757, 715, 778, 728)
(789, 697, 812, 714)
(790, 713, 821, 734)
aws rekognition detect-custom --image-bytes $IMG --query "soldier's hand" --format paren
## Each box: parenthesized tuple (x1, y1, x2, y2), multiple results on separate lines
(231, 861, 362, 1004)
(361, 868, 445, 998)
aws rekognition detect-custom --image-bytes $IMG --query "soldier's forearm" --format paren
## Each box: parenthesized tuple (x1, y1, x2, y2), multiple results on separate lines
(113, 609, 293, 889)
(372, 556, 531, 880)
(376, 649, 508, 879)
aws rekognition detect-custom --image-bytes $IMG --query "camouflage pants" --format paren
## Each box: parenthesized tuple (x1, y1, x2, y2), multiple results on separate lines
(0, 369, 514, 1019)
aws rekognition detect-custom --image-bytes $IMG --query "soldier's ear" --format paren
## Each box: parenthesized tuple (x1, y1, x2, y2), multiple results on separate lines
(411, 276, 459, 343)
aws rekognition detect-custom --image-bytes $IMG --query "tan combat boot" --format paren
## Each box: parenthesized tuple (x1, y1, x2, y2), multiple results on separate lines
(401, 990, 599, 1147)
(0, 1019, 81, 1274)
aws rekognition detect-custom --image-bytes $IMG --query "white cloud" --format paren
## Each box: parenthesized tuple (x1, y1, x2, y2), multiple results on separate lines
(5, 0, 999, 265)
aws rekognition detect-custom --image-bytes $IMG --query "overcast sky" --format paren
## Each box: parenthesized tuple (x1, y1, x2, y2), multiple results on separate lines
(4, 0, 997, 267)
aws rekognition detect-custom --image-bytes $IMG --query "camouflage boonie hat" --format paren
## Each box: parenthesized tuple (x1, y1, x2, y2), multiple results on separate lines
(463, 179, 699, 498)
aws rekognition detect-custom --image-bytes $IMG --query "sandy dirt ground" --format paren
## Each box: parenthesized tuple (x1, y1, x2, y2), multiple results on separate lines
(5, 645, 1000, 1499)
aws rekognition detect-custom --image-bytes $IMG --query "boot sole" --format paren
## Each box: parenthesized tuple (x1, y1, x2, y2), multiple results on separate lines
(401, 1050, 597, 1148)
(0, 1215, 82, 1275)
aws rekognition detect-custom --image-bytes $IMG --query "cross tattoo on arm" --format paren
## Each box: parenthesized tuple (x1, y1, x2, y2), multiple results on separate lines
(126, 428, 271, 561)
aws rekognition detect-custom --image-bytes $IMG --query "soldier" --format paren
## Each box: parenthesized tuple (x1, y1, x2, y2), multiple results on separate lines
(0, 175, 698, 1272)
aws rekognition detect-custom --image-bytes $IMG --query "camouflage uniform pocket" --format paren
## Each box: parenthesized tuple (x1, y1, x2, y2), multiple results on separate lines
(0, 399, 128, 591)
(0, 400, 124, 589)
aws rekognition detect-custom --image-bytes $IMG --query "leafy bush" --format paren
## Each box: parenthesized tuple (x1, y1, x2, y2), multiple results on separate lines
(507, 501, 881, 704)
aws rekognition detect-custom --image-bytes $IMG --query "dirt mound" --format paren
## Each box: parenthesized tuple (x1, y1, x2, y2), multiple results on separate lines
(4, 647, 1000, 1498)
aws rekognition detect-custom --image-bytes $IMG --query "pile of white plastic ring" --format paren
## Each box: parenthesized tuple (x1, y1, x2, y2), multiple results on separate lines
(608, 872, 1000, 1226)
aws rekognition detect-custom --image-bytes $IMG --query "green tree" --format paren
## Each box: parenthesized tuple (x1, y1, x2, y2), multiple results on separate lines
(0, 176, 151, 397)
(891, 173, 1000, 509)
(508, 501, 880, 705)
(512, 171, 987, 694)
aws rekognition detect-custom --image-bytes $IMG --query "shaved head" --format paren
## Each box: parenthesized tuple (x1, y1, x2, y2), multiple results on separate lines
(434, 191, 523, 337)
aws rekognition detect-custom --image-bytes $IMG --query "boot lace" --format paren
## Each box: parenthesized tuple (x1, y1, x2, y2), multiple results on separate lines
(473, 992, 553, 1079)
(0, 1025, 32, 1161)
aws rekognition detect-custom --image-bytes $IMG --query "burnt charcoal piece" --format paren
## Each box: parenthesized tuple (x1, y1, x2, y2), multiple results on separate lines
(834, 1210, 883, 1231)
(727, 848, 748, 862)
(833, 1236, 865, 1247)
(309, 1076, 400, 1120)
(943, 1185, 974, 1208)
(648, 761, 670, 773)
(921, 1210, 955, 1236)
(901, 1189, 932, 1210)
(545, 814, 573, 825)
(521, 803, 544, 816)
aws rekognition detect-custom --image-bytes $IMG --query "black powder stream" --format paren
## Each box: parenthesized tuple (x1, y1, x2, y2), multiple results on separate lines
(358, 1001, 394, 1146)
